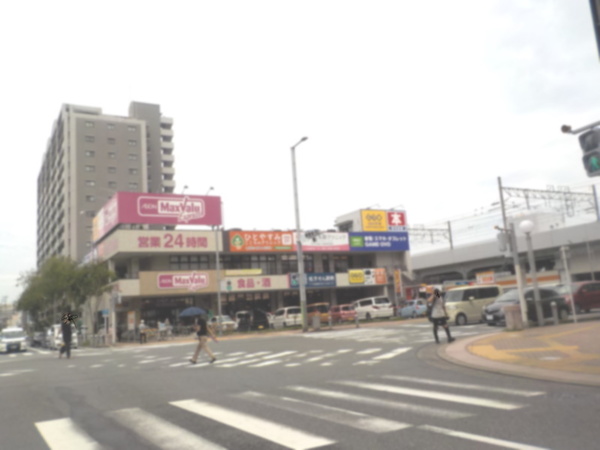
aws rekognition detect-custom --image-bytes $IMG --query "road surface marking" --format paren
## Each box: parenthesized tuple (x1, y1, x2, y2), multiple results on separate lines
(419, 425, 551, 450)
(372, 347, 411, 359)
(90, 364, 103, 368)
(334, 381, 525, 410)
(35, 418, 103, 450)
(227, 351, 247, 356)
(237, 391, 411, 433)
(169, 362, 189, 367)
(321, 362, 335, 366)
(261, 351, 298, 359)
(249, 359, 283, 368)
(357, 348, 382, 355)
(353, 361, 381, 366)
(380, 375, 546, 397)
(285, 386, 471, 419)
(285, 363, 302, 367)
(109, 407, 225, 450)
(170, 399, 336, 450)
(219, 358, 262, 368)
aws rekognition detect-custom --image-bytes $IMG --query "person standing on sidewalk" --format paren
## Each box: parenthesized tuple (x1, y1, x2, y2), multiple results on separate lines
(189, 315, 218, 364)
(139, 320, 148, 344)
(428, 288, 455, 344)
(59, 322, 72, 359)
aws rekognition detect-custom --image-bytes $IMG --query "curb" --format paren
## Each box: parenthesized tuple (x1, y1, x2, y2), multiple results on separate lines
(437, 333, 600, 388)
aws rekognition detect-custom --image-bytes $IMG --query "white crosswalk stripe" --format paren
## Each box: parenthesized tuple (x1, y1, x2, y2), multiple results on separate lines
(419, 425, 551, 450)
(372, 347, 412, 360)
(236, 391, 411, 433)
(171, 399, 336, 449)
(35, 418, 103, 450)
(108, 407, 226, 450)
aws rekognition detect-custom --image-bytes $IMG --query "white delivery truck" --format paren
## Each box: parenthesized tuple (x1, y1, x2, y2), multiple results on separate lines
(0, 327, 28, 353)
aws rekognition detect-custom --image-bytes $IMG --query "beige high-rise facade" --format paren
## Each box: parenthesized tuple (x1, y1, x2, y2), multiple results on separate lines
(37, 102, 175, 267)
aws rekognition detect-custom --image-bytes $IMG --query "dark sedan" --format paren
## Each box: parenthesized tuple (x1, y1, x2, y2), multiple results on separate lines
(483, 287, 570, 326)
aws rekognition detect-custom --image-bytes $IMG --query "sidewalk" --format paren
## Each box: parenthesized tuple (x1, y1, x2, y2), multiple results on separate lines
(438, 318, 600, 387)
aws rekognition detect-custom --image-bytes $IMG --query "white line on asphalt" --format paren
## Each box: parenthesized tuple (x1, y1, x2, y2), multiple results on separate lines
(304, 352, 339, 363)
(334, 381, 526, 410)
(419, 425, 551, 450)
(380, 375, 546, 397)
(336, 349, 353, 353)
(321, 362, 335, 366)
(285, 386, 472, 419)
(308, 350, 324, 353)
(35, 418, 103, 450)
(249, 359, 283, 368)
(117, 364, 125, 368)
(353, 361, 381, 366)
(285, 363, 301, 367)
(372, 347, 412, 360)
(294, 353, 309, 358)
(356, 348, 382, 355)
(0, 373, 15, 377)
(169, 362, 189, 367)
(261, 351, 298, 359)
(227, 351, 247, 356)
(186, 362, 210, 369)
(90, 364, 103, 368)
(170, 399, 336, 450)
(219, 358, 262, 368)
(108, 407, 225, 450)
(237, 391, 411, 433)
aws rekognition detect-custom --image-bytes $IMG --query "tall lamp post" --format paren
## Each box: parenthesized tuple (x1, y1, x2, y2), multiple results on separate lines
(291, 137, 309, 332)
(519, 220, 544, 327)
(207, 187, 222, 337)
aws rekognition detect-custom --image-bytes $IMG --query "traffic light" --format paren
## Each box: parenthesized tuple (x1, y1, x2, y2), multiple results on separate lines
(579, 129, 600, 176)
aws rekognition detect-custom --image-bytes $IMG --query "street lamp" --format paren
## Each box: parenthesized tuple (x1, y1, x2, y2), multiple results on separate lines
(291, 136, 309, 332)
(519, 219, 544, 326)
(181, 185, 189, 195)
(205, 187, 214, 196)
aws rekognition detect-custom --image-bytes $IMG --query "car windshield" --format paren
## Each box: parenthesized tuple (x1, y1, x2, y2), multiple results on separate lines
(1, 331, 26, 339)
(445, 290, 464, 302)
(495, 290, 521, 302)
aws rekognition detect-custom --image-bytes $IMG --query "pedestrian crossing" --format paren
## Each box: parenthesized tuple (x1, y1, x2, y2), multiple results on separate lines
(301, 326, 481, 344)
(33, 375, 550, 450)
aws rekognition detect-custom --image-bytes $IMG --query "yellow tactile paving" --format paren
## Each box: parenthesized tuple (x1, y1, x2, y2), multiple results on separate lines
(467, 322, 600, 375)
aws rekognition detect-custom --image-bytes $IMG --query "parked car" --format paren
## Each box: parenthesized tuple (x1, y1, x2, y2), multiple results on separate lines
(329, 304, 356, 323)
(555, 281, 600, 314)
(272, 306, 302, 328)
(210, 315, 236, 332)
(31, 331, 46, 347)
(0, 327, 28, 353)
(234, 309, 271, 331)
(444, 285, 504, 326)
(307, 302, 330, 324)
(483, 287, 570, 326)
(399, 299, 427, 318)
(351, 296, 394, 320)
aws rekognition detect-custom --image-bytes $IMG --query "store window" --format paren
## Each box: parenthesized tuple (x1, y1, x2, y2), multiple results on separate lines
(169, 255, 210, 270)
(333, 255, 349, 272)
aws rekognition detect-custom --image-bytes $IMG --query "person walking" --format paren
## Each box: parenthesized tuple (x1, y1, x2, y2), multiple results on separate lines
(59, 321, 72, 359)
(139, 320, 148, 344)
(189, 315, 217, 364)
(427, 288, 455, 344)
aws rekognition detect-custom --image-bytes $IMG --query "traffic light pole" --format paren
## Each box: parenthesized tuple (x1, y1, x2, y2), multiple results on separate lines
(561, 121, 600, 135)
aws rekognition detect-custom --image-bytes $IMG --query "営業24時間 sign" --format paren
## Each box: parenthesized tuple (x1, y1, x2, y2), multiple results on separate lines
(349, 232, 409, 251)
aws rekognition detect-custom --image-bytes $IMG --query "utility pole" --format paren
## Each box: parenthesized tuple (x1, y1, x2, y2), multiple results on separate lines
(560, 246, 577, 323)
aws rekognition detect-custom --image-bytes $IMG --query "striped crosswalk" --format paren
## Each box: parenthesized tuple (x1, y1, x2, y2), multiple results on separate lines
(33, 375, 550, 450)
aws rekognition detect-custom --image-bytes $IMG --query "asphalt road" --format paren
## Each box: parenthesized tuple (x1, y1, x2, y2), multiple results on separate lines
(0, 321, 598, 449)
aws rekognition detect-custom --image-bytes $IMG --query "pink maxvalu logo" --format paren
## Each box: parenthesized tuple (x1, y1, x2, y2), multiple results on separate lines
(158, 272, 209, 291)
(138, 196, 205, 223)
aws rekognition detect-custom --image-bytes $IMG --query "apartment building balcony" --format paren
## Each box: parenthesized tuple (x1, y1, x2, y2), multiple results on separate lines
(160, 116, 173, 126)
(161, 153, 175, 163)
(160, 128, 173, 139)
(161, 141, 174, 151)
(162, 166, 175, 176)
(162, 179, 175, 188)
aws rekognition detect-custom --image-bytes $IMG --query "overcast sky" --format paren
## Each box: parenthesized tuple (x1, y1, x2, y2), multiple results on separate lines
(1, 0, 600, 303)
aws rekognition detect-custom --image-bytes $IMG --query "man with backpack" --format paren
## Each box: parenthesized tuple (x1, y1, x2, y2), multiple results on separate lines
(427, 288, 456, 344)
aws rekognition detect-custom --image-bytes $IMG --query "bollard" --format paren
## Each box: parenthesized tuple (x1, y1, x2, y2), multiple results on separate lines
(328, 314, 332, 330)
(355, 313, 360, 328)
(551, 301, 558, 326)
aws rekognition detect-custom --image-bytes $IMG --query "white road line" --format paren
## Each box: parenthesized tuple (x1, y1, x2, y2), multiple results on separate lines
(308, 350, 324, 353)
(336, 349, 352, 353)
(353, 361, 381, 366)
(169, 362, 189, 367)
(187, 362, 210, 369)
(285, 363, 301, 367)
(419, 425, 551, 450)
(334, 381, 526, 410)
(261, 351, 298, 359)
(237, 391, 411, 433)
(90, 364, 103, 368)
(219, 358, 262, 368)
(372, 347, 412, 360)
(249, 359, 283, 368)
(356, 348, 382, 355)
(171, 399, 336, 450)
(285, 386, 471, 419)
(227, 351, 247, 356)
(0, 373, 15, 377)
(35, 418, 103, 450)
(305, 352, 338, 363)
(108, 407, 225, 450)
(381, 376, 546, 397)
(117, 364, 125, 368)
(321, 362, 335, 366)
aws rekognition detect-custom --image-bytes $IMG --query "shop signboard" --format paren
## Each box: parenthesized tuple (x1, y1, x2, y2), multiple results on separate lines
(476, 271, 496, 285)
(348, 268, 387, 285)
(387, 211, 407, 231)
(360, 210, 388, 232)
(228, 231, 294, 252)
(220, 275, 288, 291)
(394, 269, 402, 294)
(296, 232, 349, 251)
(289, 273, 336, 288)
(139, 271, 219, 295)
(349, 232, 409, 251)
(93, 192, 222, 243)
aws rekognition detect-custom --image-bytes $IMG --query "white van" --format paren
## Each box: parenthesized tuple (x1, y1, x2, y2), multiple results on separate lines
(352, 296, 394, 320)
(444, 285, 504, 325)
(272, 307, 302, 328)
(0, 327, 28, 353)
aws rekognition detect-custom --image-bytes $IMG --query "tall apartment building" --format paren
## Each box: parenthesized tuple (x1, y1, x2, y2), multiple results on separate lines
(37, 102, 175, 267)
